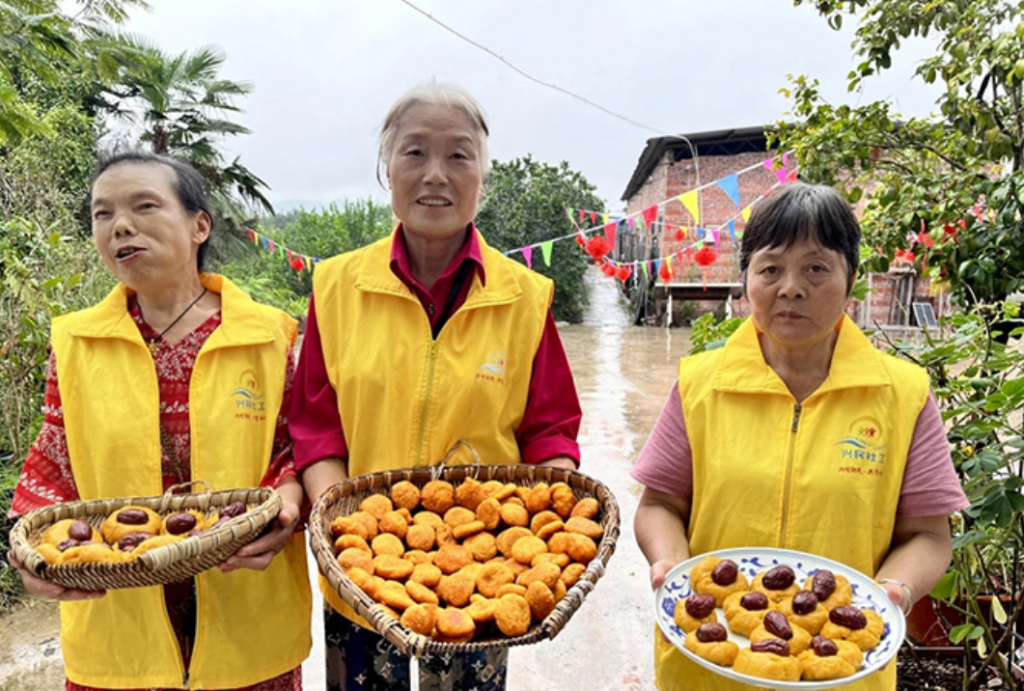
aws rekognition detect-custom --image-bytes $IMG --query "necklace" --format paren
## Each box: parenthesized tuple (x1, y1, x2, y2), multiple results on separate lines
(137, 287, 208, 357)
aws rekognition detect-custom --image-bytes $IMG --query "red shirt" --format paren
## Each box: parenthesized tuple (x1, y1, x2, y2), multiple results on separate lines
(290, 225, 582, 472)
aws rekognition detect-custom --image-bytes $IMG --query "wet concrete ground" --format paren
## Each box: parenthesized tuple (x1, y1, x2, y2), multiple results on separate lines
(0, 267, 693, 690)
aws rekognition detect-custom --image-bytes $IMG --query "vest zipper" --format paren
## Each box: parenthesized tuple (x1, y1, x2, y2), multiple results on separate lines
(779, 402, 802, 547)
(415, 341, 440, 466)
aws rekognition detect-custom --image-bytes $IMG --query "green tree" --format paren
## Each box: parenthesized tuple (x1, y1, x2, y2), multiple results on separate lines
(0, 0, 147, 144)
(221, 199, 393, 314)
(776, 0, 1024, 314)
(475, 156, 604, 323)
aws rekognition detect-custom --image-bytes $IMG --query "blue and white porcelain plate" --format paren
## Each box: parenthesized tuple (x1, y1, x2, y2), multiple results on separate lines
(654, 547, 905, 690)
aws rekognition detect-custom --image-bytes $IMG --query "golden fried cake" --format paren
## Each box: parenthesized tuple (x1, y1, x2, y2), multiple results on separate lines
(798, 636, 864, 680)
(722, 591, 775, 638)
(101, 506, 162, 544)
(673, 593, 718, 634)
(751, 565, 801, 604)
(691, 556, 749, 606)
(820, 606, 884, 651)
(803, 569, 853, 610)
(733, 640, 802, 681)
(684, 622, 740, 667)
(777, 590, 829, 635)
(750, 610, 812, 655)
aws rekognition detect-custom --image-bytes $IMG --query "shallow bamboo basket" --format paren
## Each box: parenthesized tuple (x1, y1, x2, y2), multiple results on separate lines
(310, 464, 620, 657)
(9, 481, 281, 590)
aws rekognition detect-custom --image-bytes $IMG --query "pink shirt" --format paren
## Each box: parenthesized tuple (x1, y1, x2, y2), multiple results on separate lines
(631, 383, 968, 518)
(290, 225, 582, 472)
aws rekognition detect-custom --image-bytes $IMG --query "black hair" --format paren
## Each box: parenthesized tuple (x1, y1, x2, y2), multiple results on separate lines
(90, 151, 214, 270)
(739, 183, 861, 293)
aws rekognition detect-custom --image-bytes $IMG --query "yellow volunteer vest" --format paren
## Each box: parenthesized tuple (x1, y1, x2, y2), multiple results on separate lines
(655, 315, 929, 691)
(50, 274, 312, 690)
(313, 229, 552, 617)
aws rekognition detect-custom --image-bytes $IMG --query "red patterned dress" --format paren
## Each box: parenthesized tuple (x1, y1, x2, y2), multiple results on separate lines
(11, 299, 302, 691)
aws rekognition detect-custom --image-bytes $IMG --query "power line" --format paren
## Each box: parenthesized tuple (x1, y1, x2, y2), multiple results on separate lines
(396, 0, 670, 136)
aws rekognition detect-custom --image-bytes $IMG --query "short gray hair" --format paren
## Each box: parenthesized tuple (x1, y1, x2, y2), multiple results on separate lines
(377, 82, 491, 187)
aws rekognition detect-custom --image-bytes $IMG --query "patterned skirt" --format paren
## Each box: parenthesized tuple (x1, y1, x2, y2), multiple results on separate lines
(324, 606, 509, 691)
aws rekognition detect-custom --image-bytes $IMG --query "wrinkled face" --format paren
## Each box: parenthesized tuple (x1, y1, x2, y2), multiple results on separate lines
(387, 103, 484, 242)
(90, 162, 209, 289)
(746, 235, 850, 349)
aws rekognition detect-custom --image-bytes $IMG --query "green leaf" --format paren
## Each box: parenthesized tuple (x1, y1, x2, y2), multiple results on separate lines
(949, 623, 973, 643)
(931, 571, 957, 600)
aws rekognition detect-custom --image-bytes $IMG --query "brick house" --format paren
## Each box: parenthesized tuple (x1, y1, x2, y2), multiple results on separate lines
(619, 126, 945, 330)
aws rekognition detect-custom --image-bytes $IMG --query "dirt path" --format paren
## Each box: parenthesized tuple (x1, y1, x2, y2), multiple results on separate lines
(0, 268, 692, 690)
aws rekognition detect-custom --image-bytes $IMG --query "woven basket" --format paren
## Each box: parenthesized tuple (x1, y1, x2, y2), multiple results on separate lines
(310, 464, 620, 657)
(9, 481, 281, 590)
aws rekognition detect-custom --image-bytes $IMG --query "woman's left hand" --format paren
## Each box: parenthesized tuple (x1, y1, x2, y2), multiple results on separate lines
(221, 480, 304, 573)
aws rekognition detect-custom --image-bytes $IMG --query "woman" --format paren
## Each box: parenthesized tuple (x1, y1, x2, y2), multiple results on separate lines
(632, 183, 968, 691)
(8, 152, 312, 691)
(292, 82, 582, 691)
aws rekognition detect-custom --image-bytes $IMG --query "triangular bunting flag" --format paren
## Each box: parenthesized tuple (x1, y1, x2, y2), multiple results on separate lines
(247, 229, 256, 243)
(716, 174, 741, 208)
(627, 217, 636, 230)
(579, 209, 586, 223)
(666, 255, 673, 271)
(522, 246, 533, 269)
(304, 255, 312, 270)
(589, 211, 597, 224)
(712, 229, 721, 252)
(786, 169, 798, 183)
(541, 241, 553, 267)
(742, 206, 752, 223)
(268, 240, 275, 253)
(775, 166, 788, 185)
(566, 208, 574, 221)
(641, 261, 649, 279)
(678, 190, 700, 225)
(602, 213, 609, 225)
(604, 222, 617, 250)
(727, 220, 737, 245)
(647, 261, 654, 276)
(642, 205, 659, 227)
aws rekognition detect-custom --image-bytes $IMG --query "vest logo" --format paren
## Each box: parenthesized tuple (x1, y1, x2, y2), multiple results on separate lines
(232, 369, 266, 414)
(476, 351, 506, 384)
(835, 416, 887, 472)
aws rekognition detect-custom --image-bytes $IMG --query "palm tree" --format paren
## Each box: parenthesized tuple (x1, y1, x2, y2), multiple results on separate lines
(112, 38, 273, 259)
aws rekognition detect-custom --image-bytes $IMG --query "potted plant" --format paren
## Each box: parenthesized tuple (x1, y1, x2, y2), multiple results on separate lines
(888, 302, 1024, 689)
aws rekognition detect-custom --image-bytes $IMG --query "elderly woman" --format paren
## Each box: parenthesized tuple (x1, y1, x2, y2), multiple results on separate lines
(8, 152, 312, 691)
(632, 183, 968, 691)
(292, 82, 582, 690)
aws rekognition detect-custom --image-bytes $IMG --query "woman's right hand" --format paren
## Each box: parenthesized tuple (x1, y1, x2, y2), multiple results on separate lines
(6, 552, 106, 601)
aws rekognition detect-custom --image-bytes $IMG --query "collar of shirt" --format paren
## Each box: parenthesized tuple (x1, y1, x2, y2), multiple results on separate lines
(389, 222, 486, 295)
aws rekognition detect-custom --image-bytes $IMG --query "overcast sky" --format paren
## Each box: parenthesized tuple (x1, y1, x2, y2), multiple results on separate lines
(121, 0, 941, 212)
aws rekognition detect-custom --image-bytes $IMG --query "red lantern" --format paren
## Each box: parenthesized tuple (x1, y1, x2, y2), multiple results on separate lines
(290, 257, 305, 271)
(615, 265, 632, 282)
(693, 247, 717, 267)
(601, 261, 617, 277)
(585, 236, 612, 260)
(575, 233, 586, 246)
(673, 228, 685, 242)
(658, 263, 673, 281)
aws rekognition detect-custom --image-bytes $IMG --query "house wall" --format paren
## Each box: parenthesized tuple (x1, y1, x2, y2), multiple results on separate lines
(622, 148, 934, 327)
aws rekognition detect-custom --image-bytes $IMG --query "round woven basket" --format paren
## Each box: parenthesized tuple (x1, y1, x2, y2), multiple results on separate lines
(9, 481, 281, 590)
(310, 464, 620, 657)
